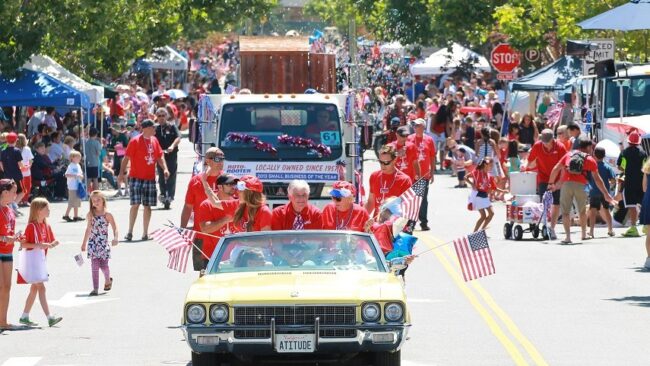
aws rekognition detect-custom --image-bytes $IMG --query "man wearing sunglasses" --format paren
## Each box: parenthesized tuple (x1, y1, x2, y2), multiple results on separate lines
(322, 181, 369, 232)
(271, 180, 322, 230)
(365, 145, 412, 219)
(181, 148, 227, 271)
(155, 108, 181, 209)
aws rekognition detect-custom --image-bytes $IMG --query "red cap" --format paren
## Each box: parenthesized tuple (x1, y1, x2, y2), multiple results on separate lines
(628, 131, 641, 145)
(237, 175, 263, 193)
(6, 132, 17, 143)
(332, 181, 356, 196)
(161, 93, 171, 100)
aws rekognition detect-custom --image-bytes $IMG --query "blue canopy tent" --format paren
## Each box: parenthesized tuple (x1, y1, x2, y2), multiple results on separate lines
(510, 56, 582, 92)
(0, 69, 90, 109)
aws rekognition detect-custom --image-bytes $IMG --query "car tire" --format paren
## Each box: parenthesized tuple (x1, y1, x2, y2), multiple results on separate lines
(373, 350, 401, 366)
(191, 351, 220, 366)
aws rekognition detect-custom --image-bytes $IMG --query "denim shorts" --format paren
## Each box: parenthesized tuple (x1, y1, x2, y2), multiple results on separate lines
(0, 253, 13, 262)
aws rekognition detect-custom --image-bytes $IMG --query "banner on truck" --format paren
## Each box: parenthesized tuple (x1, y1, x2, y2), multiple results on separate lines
(224, 162, 341, 183)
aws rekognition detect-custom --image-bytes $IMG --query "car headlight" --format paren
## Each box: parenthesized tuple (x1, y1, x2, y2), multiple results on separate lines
(362, 302, 381, 322)
(384, 302, 404, 322)
(186, 304, 206, 324)
(209, 304, 229, 323)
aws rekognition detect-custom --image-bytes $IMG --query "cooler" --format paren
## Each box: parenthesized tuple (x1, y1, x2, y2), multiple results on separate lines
(510, 172, 537, 195)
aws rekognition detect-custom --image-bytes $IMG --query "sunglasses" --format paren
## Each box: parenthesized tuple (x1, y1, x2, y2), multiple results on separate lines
(379, 159, 393, 166)
(212, 157, 225, 162)
(156, 115, 166, 118)
(331, 196, 342, 202)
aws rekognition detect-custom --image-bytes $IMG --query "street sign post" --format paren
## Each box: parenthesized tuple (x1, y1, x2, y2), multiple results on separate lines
(582, 39, 615, 76)
(491, 43, 521, 73)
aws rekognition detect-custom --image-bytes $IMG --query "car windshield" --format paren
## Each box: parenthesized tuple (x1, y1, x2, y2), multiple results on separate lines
(604, 77, 650, 118)
(209, 232, 386, 273)
(218, 103, 342, 161)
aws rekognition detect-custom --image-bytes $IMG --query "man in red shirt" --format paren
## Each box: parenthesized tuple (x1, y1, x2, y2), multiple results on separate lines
(195, 174, 238, 270)
(389, 126, 420, 181)
(365, 145, 412, 220)
(548, 138, 614, 244)
(407, 118, 435, 230)
(272, 180, 322, 230)
(181, 147, 228, 270)
(118, 119, 169, 241)
(526, 129, 568, 239)
(322, 181, 369, 232)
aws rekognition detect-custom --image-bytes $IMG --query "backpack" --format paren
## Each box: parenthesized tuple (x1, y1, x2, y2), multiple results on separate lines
(568, 151, 586, 174)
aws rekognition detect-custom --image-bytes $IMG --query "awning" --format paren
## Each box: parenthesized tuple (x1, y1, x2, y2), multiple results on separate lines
(0, 69, 90, 109)
(510, 56, 582, 92)
(410, 43, 491, 75)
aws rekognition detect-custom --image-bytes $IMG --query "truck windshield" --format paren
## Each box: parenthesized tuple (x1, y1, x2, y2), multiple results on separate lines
(219, 103, 342, 161)
(604, 77, 650, 118)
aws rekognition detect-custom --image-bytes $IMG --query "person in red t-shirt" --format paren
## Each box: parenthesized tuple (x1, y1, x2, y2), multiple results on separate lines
(365, 145, 412, 220)
(271, 180, 322, 230)
(18, 198, 62, 327)
(181, 148, 227, 271)
(0, 180, 20, 330)
(195, 175, 239, 270)
(407, 118, 435, 230)
(119, 119, 169, 242)
(389, 126, 420, 181)
(526, 129, 568, 239)
(201, 173, 272, 233)
(322, 181, 369, 232)
(548, 138, 614, 244)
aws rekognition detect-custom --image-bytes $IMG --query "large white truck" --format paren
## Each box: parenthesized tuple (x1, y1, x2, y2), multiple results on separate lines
(194, 93, 360, 208)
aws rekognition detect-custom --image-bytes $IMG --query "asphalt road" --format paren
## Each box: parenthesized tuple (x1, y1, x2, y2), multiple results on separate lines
(2, 139, 649, 366)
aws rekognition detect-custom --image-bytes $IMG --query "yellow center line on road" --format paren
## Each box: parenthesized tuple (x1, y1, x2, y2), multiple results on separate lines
(416, 233, 548, 366)
(422, 236, 529, 366)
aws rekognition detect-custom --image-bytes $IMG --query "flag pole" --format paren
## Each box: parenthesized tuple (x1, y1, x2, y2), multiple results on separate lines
(162, 222, 210, 260)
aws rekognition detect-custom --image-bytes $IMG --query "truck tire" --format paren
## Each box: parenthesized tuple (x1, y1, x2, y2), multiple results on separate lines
(373, 350, 401, 366)
(191, 351, 220, 366)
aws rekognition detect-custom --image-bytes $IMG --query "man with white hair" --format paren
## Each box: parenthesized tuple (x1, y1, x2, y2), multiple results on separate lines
(271, 180, 323, 230)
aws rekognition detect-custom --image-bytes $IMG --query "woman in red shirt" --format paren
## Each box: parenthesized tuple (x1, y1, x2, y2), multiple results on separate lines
(0, 179, 19, 330)
(201, 172, 272, 232)
(322, 181, 369, 232)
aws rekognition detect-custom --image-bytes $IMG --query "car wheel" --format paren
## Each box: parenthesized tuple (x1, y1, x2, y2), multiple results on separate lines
(191, 351, 220, 366)
(373, 350, 401, 366)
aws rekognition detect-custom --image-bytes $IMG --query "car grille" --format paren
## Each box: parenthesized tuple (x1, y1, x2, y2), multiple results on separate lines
(319, 328, 356, 338)
(233, 328, 356, 339)
(234, 329, 271, 339)
(234, 305, 356, 326)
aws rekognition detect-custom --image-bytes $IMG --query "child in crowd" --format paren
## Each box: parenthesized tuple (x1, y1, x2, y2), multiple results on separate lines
(81, 191, 117, 296)
(467, 158, 506, 233)
(588, 147, 616, 238)
(17, 134, 33, 207)
(452, 118, 462, 143)
(19, 198, 63, 327)
(63, 150, 84, 222)
(0, 180, 19, 330)
(452, 147, 470, 188)
(462, 117, 475, 150)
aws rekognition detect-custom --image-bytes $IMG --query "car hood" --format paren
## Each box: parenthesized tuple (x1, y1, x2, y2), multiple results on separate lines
(185, 271, 406, 304)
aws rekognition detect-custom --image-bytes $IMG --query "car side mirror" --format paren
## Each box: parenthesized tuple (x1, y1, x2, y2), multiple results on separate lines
(388, 257, 407, 274)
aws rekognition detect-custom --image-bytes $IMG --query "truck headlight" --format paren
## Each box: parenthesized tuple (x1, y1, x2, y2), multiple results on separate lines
(209, 304, 229, 323)
(362, 303, 381, 322)
(186, 304, 206, 324)
(384, 302, 404, 322)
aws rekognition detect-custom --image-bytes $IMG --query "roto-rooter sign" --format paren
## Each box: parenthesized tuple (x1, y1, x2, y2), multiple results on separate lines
(491, 43, 521, 73)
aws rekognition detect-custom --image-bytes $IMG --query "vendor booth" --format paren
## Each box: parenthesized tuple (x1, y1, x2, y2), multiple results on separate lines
(133, 46, 189, 89)
(410, 43, 491, 75)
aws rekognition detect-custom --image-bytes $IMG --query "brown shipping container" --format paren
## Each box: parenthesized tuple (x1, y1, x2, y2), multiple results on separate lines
(239, 36, 336, 94)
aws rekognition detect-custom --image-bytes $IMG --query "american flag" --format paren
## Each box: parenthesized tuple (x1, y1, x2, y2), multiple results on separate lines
(151, 227, 196, 273)
(545, 102, 565, 128)
(399, 178, 428, 221)
(453, 230, 495, 282)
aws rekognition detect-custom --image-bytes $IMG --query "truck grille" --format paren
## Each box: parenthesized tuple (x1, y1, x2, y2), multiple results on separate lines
(234, 305, 356, 326)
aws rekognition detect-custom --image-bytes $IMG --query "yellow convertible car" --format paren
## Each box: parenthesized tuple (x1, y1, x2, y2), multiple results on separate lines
(182, 230, 411, 366)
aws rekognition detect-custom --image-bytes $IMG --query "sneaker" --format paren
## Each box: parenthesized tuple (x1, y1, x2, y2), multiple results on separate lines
(644, 257, 650, 269)
(623, 226, 641, 237)
(549, 227, 557, 241)
(420, 223, 430, 231)
(124, 233, 133, 242)
(89, 290, 98, 296)
(48, 316, 63, 327)
(62, 216, 73, 222)
(19, 317, 38, 327)
(113, 191, 122, 198)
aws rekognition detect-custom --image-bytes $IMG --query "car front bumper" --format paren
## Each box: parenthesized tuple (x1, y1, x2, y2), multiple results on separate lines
(182, 323, 410, 356)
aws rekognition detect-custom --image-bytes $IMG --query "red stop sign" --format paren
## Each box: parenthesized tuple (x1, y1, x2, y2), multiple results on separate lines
(491, 43, 520, 73)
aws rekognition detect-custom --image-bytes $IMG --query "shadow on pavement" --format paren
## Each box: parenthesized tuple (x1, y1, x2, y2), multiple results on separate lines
(606, 295, 650, 307)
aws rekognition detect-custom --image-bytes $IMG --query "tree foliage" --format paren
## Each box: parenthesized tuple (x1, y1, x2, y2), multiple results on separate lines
(0, 0, 276, 79)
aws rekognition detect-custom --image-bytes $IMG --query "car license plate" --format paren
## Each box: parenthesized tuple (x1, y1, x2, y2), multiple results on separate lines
(275, 334, 315, 353)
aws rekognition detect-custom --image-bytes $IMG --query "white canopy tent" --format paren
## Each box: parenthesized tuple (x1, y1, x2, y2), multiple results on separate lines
(142, 46, 188, 71)
(379, 41, 404, 55)
(23, 54, 104, 104)
(410, 43, 491, 75)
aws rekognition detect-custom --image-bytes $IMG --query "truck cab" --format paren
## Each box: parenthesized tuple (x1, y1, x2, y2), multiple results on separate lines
(196, 93, 357, 208)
